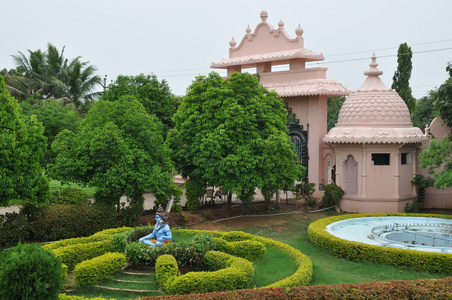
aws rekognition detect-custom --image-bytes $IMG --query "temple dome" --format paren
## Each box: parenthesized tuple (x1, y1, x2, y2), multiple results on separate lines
(324, 54, 428, 144)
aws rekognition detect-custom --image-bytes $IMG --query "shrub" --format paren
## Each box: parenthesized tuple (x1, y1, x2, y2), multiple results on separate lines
(172, 229, 313, 288)
(291, 182, 316, 206)
(161, 251, 254, 294)
(0, 212, 30, 250)
(43, 227, 131, 251)
(308, 213, 452, 274)
(52, 240, 116, 271)
(31, 204, 118, 241)
(320, 184, 344, 208)
(155, 254, 180, 287)
(125, 241, 207, 268)
(138, 277, 452, 300)
(74, 252, 127, 286)
(51, 188, 89, 205)
(111, 225, 154, 252)
(0, 243, 63, 300)
(216, 239, 266, 260)
(58, 294, 114, 300)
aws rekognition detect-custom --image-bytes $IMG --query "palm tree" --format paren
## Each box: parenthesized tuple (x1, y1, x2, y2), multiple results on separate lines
(54, 58, 101, 116)
(10, 43, 102, 114)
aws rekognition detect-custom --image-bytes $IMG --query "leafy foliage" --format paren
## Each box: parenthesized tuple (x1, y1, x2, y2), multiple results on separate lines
(411, 89, 439, 130)
(167, 72, 305, 206)
(291, 182, 316, 206)
(10, 43, 101, 115)
(0, 75, 49, 206)
(0, 243, 63, 300)
(48, 96, 174, 210)
(392, 43, 416, 115)
(101, 74, 179, 135)
(436, 64, 452, 128)
(327, 96, 345, 131)
(320, 184, 344, 208)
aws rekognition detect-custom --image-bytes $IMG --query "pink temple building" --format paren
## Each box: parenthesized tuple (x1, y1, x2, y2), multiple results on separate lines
(211, 11, 349, 195)
(211, 11, 450, 212)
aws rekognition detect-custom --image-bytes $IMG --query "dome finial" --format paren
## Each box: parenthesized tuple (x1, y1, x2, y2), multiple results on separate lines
(295, 24, 304, 37)
(229, 37, 237, 48)
(246, 25, 251, 34)
(260, 10, 268, 22)
(278, 20, 284, 29)
(364, 53, 383, 77)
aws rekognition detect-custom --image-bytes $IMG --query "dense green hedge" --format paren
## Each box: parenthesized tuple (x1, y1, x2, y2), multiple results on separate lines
(308, 213, 452, 274)
(52, 240, 116, 271)
(0, 212, 30, 250)
(58, 294, 114, 300)
(215, 239, 266, 260)
(73, 252, 127, 286)
(172, 229, 313, 287)
(44, 227, 132, 251)
(155, 254, 180, 287)
(159, 251, 254, 295)
(31, 204, 118, 241)
(139, 277, 452, 299)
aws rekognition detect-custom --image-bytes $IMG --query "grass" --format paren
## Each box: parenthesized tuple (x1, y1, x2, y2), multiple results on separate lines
(6, 180, 97, 206)
(251, 246, 298, 287)
(233, 210, 449, 286)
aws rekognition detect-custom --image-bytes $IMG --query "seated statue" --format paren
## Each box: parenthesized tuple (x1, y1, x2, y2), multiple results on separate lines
(139, 205, 172, 247)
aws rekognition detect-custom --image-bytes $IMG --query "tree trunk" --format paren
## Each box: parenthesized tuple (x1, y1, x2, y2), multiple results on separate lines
(227, 191, 232, 212)
(275, 189, 280, 205)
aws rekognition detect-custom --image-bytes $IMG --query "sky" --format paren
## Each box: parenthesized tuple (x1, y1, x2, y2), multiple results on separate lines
(1, 0, 451, 97)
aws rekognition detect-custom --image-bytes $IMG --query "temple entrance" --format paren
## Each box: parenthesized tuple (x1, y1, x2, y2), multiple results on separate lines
(288, 124, 308, 182)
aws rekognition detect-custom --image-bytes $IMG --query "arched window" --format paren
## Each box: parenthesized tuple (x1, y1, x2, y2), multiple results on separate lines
(344, 155, 358, 194)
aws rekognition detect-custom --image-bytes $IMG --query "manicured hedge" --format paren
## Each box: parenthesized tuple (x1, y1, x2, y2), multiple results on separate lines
(52, 240, 116, 271)
(44, 227, 132, 250)
(308, 213, 452, 274)
(159, 251, 254, 295)
(172, 229, 313, 287)
(216, 239, 266, 260)
(139, 277, 452, 299)
(58, 294, 114, 300)
(73, 252, 127, 286)
(155, 254, 180, 287)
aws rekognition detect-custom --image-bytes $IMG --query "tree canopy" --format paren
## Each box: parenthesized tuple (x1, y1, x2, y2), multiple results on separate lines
(392, 43, 416, 115)
(8, 43, 101, 115)
(419, 64, 452, 189)
(167, 72, 305, 205)
(0, 75, 49, 206)
(327, 96, 345, 131)
(48, 96, 174, 209)
(411, 89, 439, 130)
(101, 74, 179, 135)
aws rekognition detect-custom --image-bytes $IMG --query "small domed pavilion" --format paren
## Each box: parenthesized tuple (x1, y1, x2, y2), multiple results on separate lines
(324, 55, 429, 213)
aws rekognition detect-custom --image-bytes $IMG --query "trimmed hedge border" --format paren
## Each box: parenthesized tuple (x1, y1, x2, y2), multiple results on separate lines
(74, 252, 127, 286)
(58, 294, 114, 300)
(44, 227, 132, 250)
(172, 229, 313, 287)
(308, 213, 452, 274)
(159, 251, 254, 294)
(139, 277, 452, 299)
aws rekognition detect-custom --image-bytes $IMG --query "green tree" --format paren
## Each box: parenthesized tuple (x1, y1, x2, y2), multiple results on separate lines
(102, 74, 179, 135)
(419, 64, 452, 189)
(327, 96, 346, 131)
(0, 75, 49, 206)
(392, 43, 416, 115)
(11, 43, 101, 115)
(20, 97, 81, 166)
(411, 89, 439, 129)
(167, 72, 305, 209)
(48, 96, 174, 210)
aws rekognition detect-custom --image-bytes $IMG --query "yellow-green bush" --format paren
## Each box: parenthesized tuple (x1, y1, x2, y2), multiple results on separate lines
(44, 227, 132, 250)
(308, 213, 452, 274)
(215, 239, 266, 260)
(58, 293, 114, 300)
(155, 254, 180, 287)
(160, 251, 254, 294)
(73, 252, 127, 287)
(52, 240, 116, 271)
(172, 229, 313, 287)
